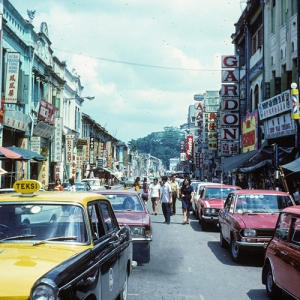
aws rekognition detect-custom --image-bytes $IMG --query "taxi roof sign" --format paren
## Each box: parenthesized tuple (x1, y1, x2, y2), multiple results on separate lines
(13, 180, 41, 195)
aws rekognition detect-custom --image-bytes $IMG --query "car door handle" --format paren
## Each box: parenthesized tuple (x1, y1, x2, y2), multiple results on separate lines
(280, 251, 287, 256)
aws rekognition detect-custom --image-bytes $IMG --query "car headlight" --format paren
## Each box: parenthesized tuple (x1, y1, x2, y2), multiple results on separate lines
(211, 209, 216, 214)
(31, 279, 59, 300)
(243, 228, 257, 237)
(205, 208, 210, 214)
(130, 227, 145, 236)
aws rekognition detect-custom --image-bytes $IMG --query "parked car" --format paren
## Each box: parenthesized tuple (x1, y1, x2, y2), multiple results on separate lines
(81, 178, 102, 190)
(197, 184, 241, 230)
(219, 189, 296, 263)
(262, 206, 300, 299)
(191, 182, 217, 216)
(62, 181, 91, 191)
(93, 189, 152, 263)
(119, 177, 135, 187)
(0, 180, 134, 299)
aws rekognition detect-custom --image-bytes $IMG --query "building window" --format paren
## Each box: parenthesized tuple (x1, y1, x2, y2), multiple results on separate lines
(281, 0, 286, 25)
(254, 85, 259, 110)
(252, 25, 263, 55)
(292, 0, 297, 15)
(271, 0, 276, 33)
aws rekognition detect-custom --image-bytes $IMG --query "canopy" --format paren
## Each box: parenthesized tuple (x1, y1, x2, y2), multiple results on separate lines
(0, 147, 22, 159)
(222, 146, 295, 173)
(222, 150, 259, 173)
(281, 157, 300, 173)
(0, 146, 46, 161)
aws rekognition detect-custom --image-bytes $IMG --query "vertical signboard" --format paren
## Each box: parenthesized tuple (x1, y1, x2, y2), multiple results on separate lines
(65, 135, 74, 165)
(221, 55, 240, 156)
(5, 53, 20, 104)
(89, 136, 94, 164)
(241, 110, 258, 153)
(186, 135, 193, 159)
(51, 117, 62, 162)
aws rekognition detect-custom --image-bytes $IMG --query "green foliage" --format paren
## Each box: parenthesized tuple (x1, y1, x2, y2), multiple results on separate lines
(129, 127, 185, 169)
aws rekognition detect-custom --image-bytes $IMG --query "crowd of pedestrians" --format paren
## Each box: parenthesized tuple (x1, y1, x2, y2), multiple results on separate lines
(126, 174, 194, 225)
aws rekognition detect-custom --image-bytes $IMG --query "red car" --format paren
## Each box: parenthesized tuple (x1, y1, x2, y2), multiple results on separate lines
(219, 189, 296, 263)
(197, 184, 241, 231)
(94, 190, 152, 263)
(262, 206, 300, 299)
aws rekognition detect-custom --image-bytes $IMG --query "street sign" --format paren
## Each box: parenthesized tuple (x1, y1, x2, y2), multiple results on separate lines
(97, 158, 103, 168)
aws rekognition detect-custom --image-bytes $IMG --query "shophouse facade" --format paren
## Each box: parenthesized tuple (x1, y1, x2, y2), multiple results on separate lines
(0, 0, 128, 188)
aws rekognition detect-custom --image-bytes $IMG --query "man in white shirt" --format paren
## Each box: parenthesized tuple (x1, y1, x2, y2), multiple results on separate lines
(68, 178, 76, 192)
(160, 176, 172, 224)
(149, 178, 161, 215)
(169, 174, 179, 215)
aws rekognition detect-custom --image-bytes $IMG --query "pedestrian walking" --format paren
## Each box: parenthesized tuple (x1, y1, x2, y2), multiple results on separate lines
(133, 177, 140, 194)
(149, 178, 161, 215)
(170, 174, 179, 215)
(160, 176, 172, 224)
(180, 177, 194, 224)
(142, 177, 149, 203)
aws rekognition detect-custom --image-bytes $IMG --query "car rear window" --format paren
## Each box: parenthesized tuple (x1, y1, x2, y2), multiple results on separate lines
(104, 194, 144, 212)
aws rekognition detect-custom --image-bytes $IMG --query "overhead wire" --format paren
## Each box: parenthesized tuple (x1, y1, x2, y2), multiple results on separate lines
(52, 47, 223, 72)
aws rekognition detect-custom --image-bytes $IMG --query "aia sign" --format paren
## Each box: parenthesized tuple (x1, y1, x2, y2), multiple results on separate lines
(186, 136, 193, 159)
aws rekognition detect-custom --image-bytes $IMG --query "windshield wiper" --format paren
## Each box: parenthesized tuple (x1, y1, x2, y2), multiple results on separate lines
(33, 236, 78, 246)
(0, 235, 37, 242)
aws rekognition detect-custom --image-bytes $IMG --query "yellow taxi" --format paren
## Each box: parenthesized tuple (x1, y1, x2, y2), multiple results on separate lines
(0, 180, 134, 300)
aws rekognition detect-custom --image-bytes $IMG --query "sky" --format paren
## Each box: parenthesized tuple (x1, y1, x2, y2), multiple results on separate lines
(11, 0, 246, 143)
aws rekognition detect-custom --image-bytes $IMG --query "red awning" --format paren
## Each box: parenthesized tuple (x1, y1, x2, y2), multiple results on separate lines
(0, 147, 22, 159)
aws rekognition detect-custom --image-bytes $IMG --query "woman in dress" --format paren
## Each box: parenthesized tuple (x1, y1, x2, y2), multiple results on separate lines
(180, 177, 194, 224)
(53, 178, 63, 191)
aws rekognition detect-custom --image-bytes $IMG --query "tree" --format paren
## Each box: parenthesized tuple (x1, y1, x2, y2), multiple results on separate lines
(129, 127, 185, 169)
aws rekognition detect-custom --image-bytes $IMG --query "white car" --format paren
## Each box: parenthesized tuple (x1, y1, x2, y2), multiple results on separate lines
(192, 182, 220, 218)
(81, 178, 103, 190)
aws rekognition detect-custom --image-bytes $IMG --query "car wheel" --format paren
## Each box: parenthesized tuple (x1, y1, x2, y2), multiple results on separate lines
(265, 264, 282, 299)
(201, 219, 207, 231)
(230, 237, 244, 263)
(220, 230, 227, 248)
(119, 271, 128, 300)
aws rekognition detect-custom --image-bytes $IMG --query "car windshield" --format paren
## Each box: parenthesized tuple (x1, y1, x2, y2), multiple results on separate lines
(83, 180, 100, 186)
(204, 187, 236, 200)
(235, 194, 294, 213)
(0, 204, 88, 243)
(104, 194, 144, 212)
(63, 182, 90, 191)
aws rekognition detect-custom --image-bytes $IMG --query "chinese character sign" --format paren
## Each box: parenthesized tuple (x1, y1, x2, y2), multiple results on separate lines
(5, 53, 21, 104)
(66, 135, 74, 165)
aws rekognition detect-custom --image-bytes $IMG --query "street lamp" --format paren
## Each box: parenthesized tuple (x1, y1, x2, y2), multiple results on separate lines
(64, 96, 95, 103)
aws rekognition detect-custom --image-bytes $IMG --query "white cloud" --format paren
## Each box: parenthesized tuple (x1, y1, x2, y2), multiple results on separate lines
(11, 0, 242, 142)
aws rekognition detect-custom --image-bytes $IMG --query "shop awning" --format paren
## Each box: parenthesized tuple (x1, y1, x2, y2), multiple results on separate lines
(281, 157, 300, 173)
(101, 167, 116, 175)
(222, 150, 259, 173)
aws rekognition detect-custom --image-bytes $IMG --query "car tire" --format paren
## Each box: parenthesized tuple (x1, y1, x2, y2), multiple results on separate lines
(119, 271, 128, 300)
(220, 230, 227, 248)
(201, 219, 208, 231)
(265, 264, 282, 299)
(230, 237, 244, 263)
